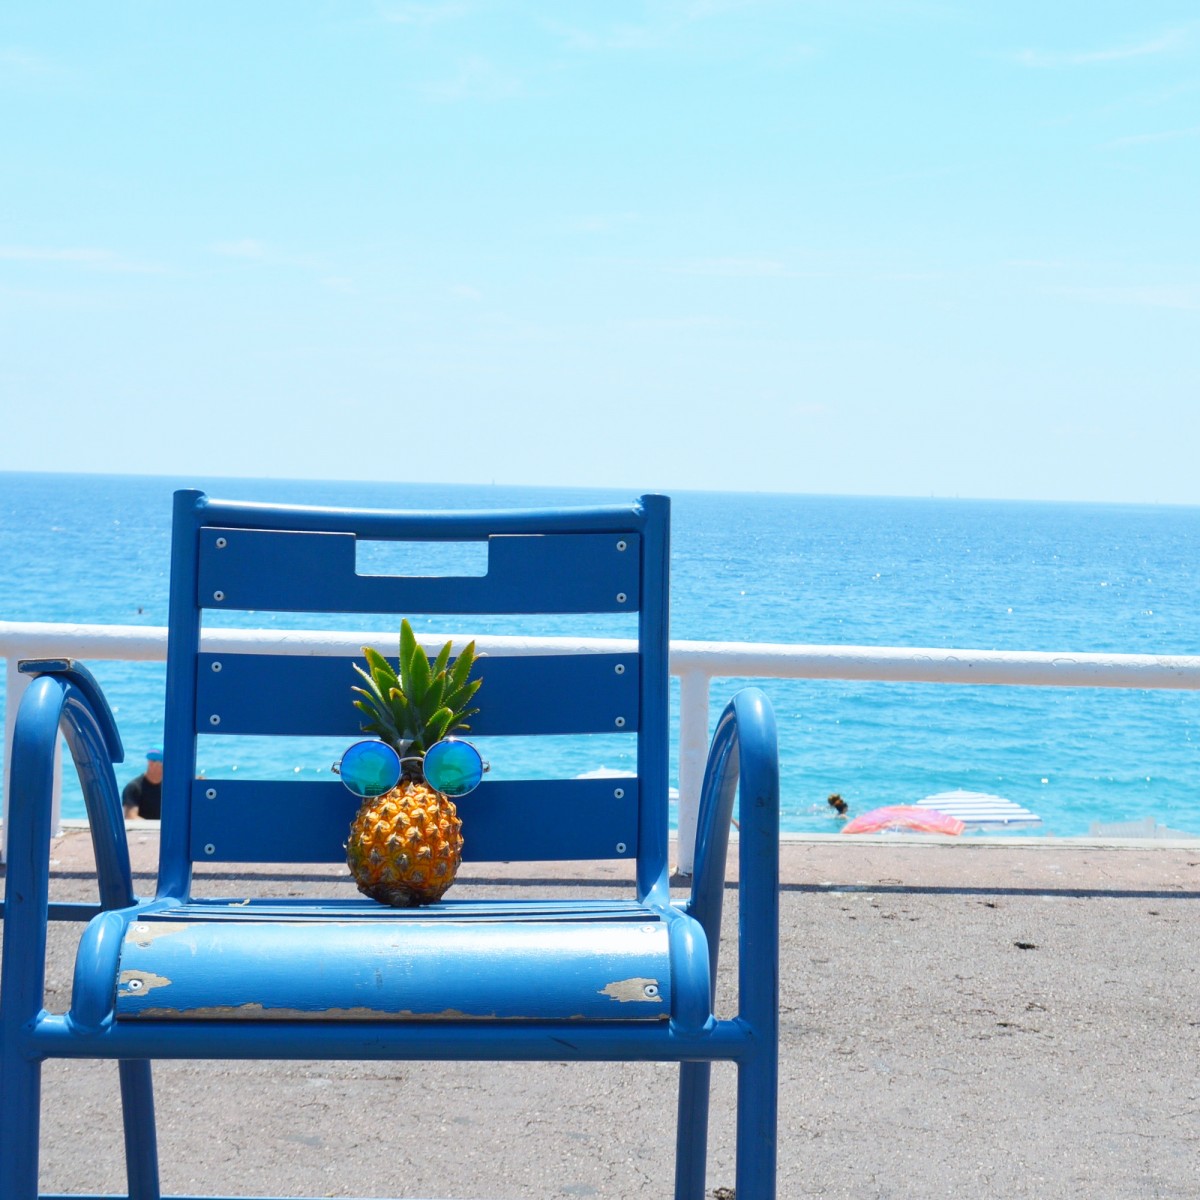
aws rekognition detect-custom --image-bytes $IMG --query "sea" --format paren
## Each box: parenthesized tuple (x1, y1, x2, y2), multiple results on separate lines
(2, 471, 1199, 838)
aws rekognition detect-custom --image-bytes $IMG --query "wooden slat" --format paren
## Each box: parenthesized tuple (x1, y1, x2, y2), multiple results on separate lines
(196, 528, 641, 614)
(194, 652, 640, 736)
(190, 778, 640, 864)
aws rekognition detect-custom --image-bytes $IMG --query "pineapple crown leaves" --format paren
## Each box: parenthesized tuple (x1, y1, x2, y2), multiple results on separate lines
(352, 619, 481, 758)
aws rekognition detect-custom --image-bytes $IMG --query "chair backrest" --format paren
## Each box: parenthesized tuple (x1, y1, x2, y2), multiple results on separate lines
(157, 490, 671, 901)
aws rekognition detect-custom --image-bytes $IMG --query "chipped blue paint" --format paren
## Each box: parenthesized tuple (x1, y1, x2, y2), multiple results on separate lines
(113, 914, 687, 1023)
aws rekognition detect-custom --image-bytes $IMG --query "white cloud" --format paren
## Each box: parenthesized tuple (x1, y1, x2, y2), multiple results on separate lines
(378, 0, 471, 23)
(1005, 259, 1069, 270)
(0, 246, 160, 273)
(680, 0, 766, 16)
(421, 55, 524, 102)
(1010, 27, 1190, 68)
(568, 213, 643, 234)
(1106, 124, 1200, 148)
(554, 22, 672, 53)
(621, 314, 741, 332)
(0, 45, 68, 84)
(549, 1, 798, 54)
(1049, 283, 1200, 311)
(668, 257, 791, 278)
(212, 238, 268, 260)
(793, 401, 829, 418)
(209, 240, 325, 272)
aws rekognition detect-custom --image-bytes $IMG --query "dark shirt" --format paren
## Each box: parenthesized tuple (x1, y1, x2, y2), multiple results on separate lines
(122, 773, 162, 820)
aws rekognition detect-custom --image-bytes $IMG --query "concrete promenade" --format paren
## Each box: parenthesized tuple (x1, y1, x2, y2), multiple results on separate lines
(3, 829, 1198, 1199)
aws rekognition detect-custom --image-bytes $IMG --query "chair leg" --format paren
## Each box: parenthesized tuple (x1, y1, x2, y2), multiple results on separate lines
(119, 1059, 161, 1199)
(0, 1054, 43, 1200)
(674, 1060, 711, 1200)
(734, 1044, 778, 1200)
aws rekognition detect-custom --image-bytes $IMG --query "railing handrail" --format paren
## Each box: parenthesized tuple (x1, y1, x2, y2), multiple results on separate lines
(6, 618, 1200, 681)
(5, 620, 1200, 872)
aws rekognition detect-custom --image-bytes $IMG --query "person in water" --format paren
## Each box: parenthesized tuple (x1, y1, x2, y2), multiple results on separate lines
(123, 749, 163, 820)
(827, 793, 848, 818)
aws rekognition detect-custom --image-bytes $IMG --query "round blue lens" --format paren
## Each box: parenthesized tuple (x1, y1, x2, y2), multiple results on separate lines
(423, 739, 484, 797)
(338, 740, 402, 798)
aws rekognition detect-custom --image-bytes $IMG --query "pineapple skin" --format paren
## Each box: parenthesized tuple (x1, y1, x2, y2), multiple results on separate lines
(346, 777, 463, 907)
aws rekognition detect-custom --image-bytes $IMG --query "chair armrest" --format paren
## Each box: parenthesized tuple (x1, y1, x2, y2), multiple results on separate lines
(18, 658, 125, 763)
(686, 688, 780, 1003)
(8, 661, 136, 913)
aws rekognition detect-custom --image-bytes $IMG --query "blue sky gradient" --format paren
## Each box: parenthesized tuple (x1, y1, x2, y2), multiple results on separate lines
(3, 3, 1198, 501)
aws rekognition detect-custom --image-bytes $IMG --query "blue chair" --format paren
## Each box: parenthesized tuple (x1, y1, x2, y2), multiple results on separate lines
(1, 489, 779, 1199)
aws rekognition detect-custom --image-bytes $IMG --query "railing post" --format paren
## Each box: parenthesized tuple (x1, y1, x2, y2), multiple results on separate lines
(675, 668, 711, 877)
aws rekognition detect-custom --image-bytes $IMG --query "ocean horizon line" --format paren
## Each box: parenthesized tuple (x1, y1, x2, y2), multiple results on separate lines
(3, 467, 1196, 512)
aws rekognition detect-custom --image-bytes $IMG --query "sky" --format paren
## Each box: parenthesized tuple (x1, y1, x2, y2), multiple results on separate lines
(2, 2, 1198, 503)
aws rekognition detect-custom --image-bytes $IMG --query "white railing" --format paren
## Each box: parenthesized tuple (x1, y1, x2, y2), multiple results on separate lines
(5, 619, 1200, 873)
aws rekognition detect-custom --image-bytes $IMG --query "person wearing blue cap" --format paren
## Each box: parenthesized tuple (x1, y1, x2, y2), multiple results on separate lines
(123, 750, 163, 820)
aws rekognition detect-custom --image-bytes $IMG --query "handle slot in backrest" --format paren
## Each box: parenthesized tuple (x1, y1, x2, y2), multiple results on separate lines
(355, 538, 489, 579)
(199, 529, 641, 614)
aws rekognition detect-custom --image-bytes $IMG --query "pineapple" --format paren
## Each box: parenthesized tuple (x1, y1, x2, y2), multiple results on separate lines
(346, 620, 481, 906)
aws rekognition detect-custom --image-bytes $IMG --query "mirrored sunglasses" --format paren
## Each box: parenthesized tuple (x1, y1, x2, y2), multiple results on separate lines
(333, 737, 488, 799)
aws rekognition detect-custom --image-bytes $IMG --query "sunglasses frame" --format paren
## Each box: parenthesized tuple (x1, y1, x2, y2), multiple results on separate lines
(333, 737, 489, 799)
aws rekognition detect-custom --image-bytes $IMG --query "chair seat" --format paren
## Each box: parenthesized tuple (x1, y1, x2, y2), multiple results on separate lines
(98, 899, 708, 1024)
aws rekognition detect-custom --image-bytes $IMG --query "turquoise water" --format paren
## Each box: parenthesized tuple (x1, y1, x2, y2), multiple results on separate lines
(3, 471, 1199, 836)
